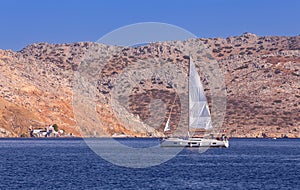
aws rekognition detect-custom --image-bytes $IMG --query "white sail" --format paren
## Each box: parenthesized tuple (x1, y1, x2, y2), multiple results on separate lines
(164, 117, 171, 132)
(189, 58, 212, 132)
(159, 57, 229, 148)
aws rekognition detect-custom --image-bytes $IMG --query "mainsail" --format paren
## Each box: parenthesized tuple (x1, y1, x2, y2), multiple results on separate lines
(188, 57, 212, 135)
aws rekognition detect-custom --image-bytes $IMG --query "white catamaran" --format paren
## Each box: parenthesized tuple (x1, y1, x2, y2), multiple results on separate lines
(160, 57, 229, 148)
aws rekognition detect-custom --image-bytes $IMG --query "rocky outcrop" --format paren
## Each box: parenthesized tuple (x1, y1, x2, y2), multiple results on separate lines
(0, 33, 299, 138)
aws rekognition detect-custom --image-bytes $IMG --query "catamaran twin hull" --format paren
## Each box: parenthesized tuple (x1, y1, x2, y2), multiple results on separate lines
(160, 138, 229, 148)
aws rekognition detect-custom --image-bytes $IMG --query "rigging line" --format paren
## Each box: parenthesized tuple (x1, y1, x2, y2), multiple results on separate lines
(167, 91, 178, 120)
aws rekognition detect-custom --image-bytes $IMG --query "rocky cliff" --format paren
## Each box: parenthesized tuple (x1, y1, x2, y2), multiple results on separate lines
(0, 33, 299, 138)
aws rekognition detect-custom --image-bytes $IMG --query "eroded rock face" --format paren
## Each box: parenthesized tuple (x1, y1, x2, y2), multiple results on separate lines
(0, 34, 299, 137)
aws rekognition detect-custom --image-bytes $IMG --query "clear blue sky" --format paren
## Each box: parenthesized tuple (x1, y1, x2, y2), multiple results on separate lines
(1, 0, 299, 51)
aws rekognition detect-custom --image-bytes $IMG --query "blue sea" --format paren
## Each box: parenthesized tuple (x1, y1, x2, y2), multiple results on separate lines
(0, 138, 299, 189)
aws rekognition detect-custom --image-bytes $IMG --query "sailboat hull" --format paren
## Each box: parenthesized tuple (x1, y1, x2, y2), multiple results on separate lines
(160, 58, 229, 148)
(160, 138, 229, 148)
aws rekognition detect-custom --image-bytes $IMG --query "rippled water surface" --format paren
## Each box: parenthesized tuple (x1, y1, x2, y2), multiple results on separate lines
(0, 138, 299, 189)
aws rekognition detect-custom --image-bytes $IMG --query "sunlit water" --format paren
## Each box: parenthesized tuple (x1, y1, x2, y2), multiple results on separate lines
(0, 138, 299, 189)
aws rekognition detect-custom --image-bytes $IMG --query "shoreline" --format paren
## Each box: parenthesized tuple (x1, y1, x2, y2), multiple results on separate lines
(0, 136, 299, 139)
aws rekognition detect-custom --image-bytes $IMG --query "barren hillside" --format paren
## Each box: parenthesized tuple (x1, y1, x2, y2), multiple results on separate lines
(0, 33, 299, 138)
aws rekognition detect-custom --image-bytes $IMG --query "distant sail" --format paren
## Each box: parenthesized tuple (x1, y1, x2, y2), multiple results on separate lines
(189, 58, 212, 131)
(164, 118, 171, 132)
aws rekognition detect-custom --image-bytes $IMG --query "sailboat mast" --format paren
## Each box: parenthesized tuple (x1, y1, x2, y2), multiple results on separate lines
(187, 55, 191, 138)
